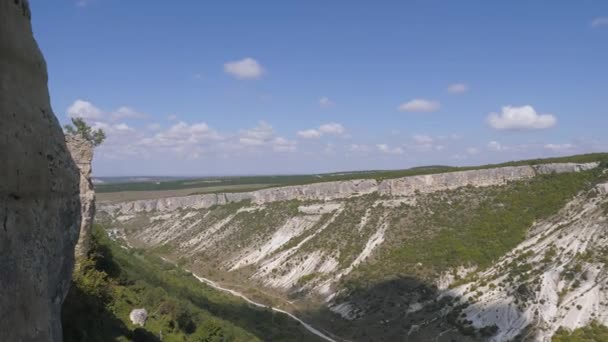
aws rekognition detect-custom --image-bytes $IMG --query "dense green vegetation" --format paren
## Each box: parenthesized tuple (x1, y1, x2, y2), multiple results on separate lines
(62, 225, 320, 341)
(345, 168, 605, 287)
(552, 321, 608, 341)
(97, 153, 608, 194)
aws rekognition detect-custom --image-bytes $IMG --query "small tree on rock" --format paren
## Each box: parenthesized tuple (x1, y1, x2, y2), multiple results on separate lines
(64, 117, 106, 146)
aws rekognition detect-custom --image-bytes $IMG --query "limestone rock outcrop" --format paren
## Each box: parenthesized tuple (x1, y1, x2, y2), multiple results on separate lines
(0, 1, 81, 341)
(101, 163, 599, 216)
(66, 134, 95, 262)
(534, 162, 599, 174)
(129, 308, 148, 327)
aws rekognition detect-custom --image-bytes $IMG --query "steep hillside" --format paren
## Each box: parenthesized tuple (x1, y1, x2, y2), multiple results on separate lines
(62, 225, 325, 341)
(101, 159, 608, 341)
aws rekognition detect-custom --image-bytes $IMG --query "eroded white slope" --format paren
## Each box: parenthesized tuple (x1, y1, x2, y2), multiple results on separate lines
(229, 215, 323, 270)
(444, 183, 608, 341)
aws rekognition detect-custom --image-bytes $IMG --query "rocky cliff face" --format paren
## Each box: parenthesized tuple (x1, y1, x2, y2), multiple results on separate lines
(0, 1, 81, 341)
(65, 134, 95, 263)
(101, 163, 599, 216)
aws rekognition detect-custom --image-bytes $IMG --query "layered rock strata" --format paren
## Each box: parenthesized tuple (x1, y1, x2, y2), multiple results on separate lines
(101, 163, 599, 215)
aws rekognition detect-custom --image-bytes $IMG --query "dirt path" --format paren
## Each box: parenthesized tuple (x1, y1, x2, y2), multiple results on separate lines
(189, 272, 339, 342)
(157, 257, 339, 342)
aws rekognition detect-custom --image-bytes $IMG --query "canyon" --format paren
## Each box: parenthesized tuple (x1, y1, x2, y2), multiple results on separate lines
(102, 160, 608, 341)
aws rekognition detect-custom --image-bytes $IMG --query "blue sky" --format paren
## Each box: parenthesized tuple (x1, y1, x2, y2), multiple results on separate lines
(30, 1, 608, 176)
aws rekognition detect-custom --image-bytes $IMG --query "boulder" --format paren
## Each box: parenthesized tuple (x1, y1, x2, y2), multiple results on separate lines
(129, 308, 148, 327)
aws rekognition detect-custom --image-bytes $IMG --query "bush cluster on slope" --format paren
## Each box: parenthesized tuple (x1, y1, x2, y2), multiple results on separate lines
(61, 225, 320, 341)
(344, 169, 603, 291)
(552, 321, 608, 341)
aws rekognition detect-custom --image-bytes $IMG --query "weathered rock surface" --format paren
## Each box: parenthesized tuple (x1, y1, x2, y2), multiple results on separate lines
(534, 162, 599, 175)
(442, 188, 608, 341)
(129, 308, 148, 327)
(66, 134, 95, 262)
(101, 163, 599, 215)
(0, 1, 81, 341)
(378, 165, 536, 196)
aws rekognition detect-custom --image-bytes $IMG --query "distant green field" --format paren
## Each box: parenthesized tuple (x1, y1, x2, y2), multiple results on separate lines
(95, 153, 608, 194)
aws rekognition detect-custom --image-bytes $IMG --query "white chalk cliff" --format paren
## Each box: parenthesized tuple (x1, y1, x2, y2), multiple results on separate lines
(101, 163, 598, 215)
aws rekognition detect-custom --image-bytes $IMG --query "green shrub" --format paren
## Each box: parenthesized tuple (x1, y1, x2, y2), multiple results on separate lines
(552, 321, 608, 341)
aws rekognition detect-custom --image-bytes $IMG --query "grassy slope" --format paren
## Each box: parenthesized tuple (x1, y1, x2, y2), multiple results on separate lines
(552, 321, 608, 341)
(96, 153, 608, 194)
(343, 169, 604, 289)
(62, 226, 321, 342)
(314, 167, 608, 341)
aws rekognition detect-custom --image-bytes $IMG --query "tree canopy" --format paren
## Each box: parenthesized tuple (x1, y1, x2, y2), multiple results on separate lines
(64, 117, 106, 146)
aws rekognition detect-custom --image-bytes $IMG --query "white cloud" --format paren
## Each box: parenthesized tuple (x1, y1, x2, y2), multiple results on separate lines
(349, 144, 371, 153)
(398, 99, 440, 113)
(591, 17, 608, 28)
(466, 147, 480, 155)
(113, 123, 132, 131)
(238, 121, 274, 146)
(233, 122, 296, 152)
(377, 144, 404, 155)
(544, 143, 575, 152)
(297, 129, 322, 139)
(272, 137, 297, 152)
(412, 134, 434, 145)
(447, 83, 469, 94)
(224, 58, 263, 80)
(167, 114, 178, 121)
(147, 123, 161, 131)
(412, 134, 450, 152)
(140, 121, 223, 148)
(112, 106, 147, 120)
(319, 97, 334, 108)
(298, 122, 345, 139)
(67, 99, 148, 122)
(487, 105, 556, 130)
(67, 99, 103, 119)
(487, 141, 505, 151)
(318, 122, 345, 135)
(67, 99, 302, 161)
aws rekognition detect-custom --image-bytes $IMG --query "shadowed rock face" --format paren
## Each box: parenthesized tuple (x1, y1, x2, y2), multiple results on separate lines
(0, 1, 81, 341)
(66, 134, 95, 263)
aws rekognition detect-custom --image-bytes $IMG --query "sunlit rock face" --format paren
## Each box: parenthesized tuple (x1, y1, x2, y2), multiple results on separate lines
(101, 163, 599, 216)
(0, 1, 81, 340)
(66, 134, 95, 263)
